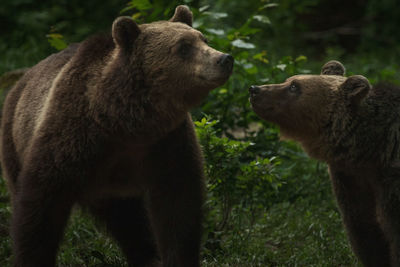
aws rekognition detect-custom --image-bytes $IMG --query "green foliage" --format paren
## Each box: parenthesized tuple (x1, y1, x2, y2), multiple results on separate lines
(57, 210, 125, 266)
(121, 0, 180, 23)
(0, 178, 11, 267)
(47, 33, 68, 51)
(0, 0, 127, 74)
(194, 115, 359, 265)
(195, 118, 282, 254)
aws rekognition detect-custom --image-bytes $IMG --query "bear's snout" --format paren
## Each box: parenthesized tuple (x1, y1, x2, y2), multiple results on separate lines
(217, 54, 234, 72)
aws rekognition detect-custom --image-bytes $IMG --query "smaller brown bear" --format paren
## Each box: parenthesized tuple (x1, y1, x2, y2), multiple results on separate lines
(249, 61, 400, 267)
(1, 5, 233, 267)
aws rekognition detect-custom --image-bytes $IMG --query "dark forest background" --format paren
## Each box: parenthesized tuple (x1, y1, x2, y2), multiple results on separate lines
(0, 0, 399, 266)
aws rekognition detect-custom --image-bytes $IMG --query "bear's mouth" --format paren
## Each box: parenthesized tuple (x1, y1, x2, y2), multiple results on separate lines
(249, 96, 275, 114)
(199, 73, 231, 85)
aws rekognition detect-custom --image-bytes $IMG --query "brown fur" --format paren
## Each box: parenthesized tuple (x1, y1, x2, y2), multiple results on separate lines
(250, 60, 400, 267)
(1, 5, 233, 267)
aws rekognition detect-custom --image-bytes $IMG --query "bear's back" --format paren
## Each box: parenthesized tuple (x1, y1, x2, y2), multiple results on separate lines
(3, 44, 79, 162)
(4, 34, 115, 164)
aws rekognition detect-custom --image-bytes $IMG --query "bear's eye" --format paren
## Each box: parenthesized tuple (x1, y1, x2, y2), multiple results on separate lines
(288, 83, 299, 93)
(179, 43, 192, 57)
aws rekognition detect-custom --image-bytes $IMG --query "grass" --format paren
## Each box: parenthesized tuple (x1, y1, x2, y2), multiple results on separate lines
(202, 199, 359, 266)
(0, 168, 359, 266)
(201, 159, 360, 267)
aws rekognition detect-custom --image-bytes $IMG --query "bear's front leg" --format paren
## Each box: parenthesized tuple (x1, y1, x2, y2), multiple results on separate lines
(379, 165, 400, 267)
(87, 197, 160, 267)
(145, 119, 205, 267)
(329, 165, 391, 267)
(146, 173, 204, 267)
(378, 189, 400, 267)
(9, 130, 89, 267)
(11, 169, 75, 267)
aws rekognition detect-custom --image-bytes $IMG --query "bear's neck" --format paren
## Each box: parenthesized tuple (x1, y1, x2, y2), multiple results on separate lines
(86, 50, 187, 143)
(279, 110, 332, 162)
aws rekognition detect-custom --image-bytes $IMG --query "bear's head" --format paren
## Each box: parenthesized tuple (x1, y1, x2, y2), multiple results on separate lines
(90, 6, 234, 139)
(110, 5, 234, 109)
(249, 60, 372, 161)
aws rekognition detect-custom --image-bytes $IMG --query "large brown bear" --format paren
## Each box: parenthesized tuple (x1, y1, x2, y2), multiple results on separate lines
(250, 61, 400, 267)
(1, 5, 233, 267)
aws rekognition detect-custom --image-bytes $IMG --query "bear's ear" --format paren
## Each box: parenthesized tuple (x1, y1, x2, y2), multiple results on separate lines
(321, 60, 346, 76)
(112, 16, 141, 50)
(170, 5, 193, 27)
(340, 75, 371, 105)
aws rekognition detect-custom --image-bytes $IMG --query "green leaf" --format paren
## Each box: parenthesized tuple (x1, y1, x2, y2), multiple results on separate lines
(199, 5, 210, 12)
(295, 55, 307, 63)
(253, 15, 271, 24)
(246, 66, 258, 74)
(130, 12, 142, 20)
(253, 51, 269, 64)
(237, 24, 262, 36)
(231, 39, 255, 49)
(47, 33, 67, 51)
(260, 3, 279, 10)
(276, 64, 287, 71)
(132, 0, 152, 11)
(219, 88, 228, 94)
(206, 28, 225, 35)
(299, 69, 312, 74)
(203, 11, 228, 19)
(192, 20, 203, 28)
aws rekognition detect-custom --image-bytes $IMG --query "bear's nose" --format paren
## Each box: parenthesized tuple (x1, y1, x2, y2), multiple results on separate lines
(218, 54, 234, 72)
(249, 85, 261, 95)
